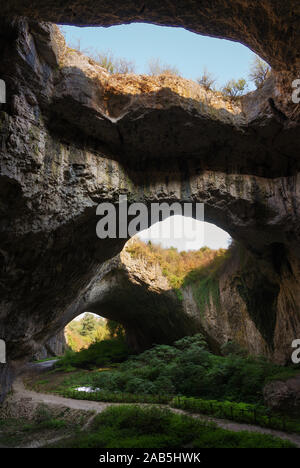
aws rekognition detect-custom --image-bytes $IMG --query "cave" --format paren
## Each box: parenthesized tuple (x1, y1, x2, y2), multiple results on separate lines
(0, 1, 300, 403)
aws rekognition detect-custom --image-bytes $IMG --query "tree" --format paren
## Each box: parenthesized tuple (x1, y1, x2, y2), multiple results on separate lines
(197, 68, 217, 91)
(147, 58, 180, 77)
(94, 325, 109, 342)
(80, 313, 97, 337)
(222, 78, 247, 101)
(249, 56, 271, 89)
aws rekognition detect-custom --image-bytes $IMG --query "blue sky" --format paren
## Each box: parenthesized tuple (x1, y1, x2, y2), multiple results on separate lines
(61, 23, 257, 89)
(61, 23, 250, 250)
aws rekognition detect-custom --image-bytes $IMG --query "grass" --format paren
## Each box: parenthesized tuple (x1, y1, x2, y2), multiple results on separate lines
(0, 415, 67, 448)
(46, 405, 296, 448)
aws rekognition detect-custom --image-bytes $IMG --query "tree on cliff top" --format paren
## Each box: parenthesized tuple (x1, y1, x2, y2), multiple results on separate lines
(249, 56, 271, 89)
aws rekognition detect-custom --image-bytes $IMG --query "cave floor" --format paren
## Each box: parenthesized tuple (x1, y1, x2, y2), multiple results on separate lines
(0, 363, 299, 448)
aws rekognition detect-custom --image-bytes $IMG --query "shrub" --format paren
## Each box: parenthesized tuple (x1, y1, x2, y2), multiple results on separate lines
(222, 78, 247, 101)
(197, 68, 217, 91)
(221, 340, 248, 357)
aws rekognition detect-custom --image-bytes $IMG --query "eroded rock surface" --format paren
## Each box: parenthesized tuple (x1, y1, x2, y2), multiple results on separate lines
(264, 376, 300, 416)
(61, 247, 202, 352)
(33, 330, 66, 361)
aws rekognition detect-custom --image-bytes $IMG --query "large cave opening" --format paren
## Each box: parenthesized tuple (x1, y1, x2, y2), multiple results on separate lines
(65, 312, 110, 352)
(59, 22, 259, 91)
(0, 3, 300, 448)
(57, 214, 233, 357)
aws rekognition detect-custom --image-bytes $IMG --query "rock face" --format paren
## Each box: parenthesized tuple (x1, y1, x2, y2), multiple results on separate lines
(0, 6, 299, 400)
(263, 376, 300, 416)
(62, 246, 202, 353)
(33, 331, 66, 361)
(56, 241, 294, 363)
(90, 242, 290, 362)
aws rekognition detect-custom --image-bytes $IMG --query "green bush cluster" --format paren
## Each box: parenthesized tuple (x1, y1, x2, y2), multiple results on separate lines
(60, 334, 298, 404)
(47, 405, 295, 448)
(56, 337, 129, 370)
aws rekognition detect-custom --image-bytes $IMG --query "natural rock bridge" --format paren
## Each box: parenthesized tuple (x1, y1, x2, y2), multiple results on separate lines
(0, 1, 299, 400)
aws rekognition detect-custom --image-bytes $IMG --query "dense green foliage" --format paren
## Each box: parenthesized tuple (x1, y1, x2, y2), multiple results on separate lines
(60, 334, 299, 404)
(47, 405, 295, 448)
(56, 337, 129, 370)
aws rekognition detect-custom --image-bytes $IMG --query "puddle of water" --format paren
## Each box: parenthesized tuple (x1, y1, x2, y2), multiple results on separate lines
(75, 386, 101, 393)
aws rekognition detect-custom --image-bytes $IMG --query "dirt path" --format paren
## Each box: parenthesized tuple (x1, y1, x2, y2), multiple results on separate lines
(14, 377, 112, 412)
(11, 373, 300, 448)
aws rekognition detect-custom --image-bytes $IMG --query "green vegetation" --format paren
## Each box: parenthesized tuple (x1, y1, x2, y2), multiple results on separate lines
(126, 239, 231, 314)
(222, 78, 248, 101)
(46, 405, 295, 448)
(56, 334, 300, 404)
(56, 337, 129, 370)
(0, 403, 74, 448)
(126, 238, 227, 290)
(61, 388, 170, 404)
(171, 397, 300, 434)
(43, 334, 300, 439)
(65, 313, 109, 351)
